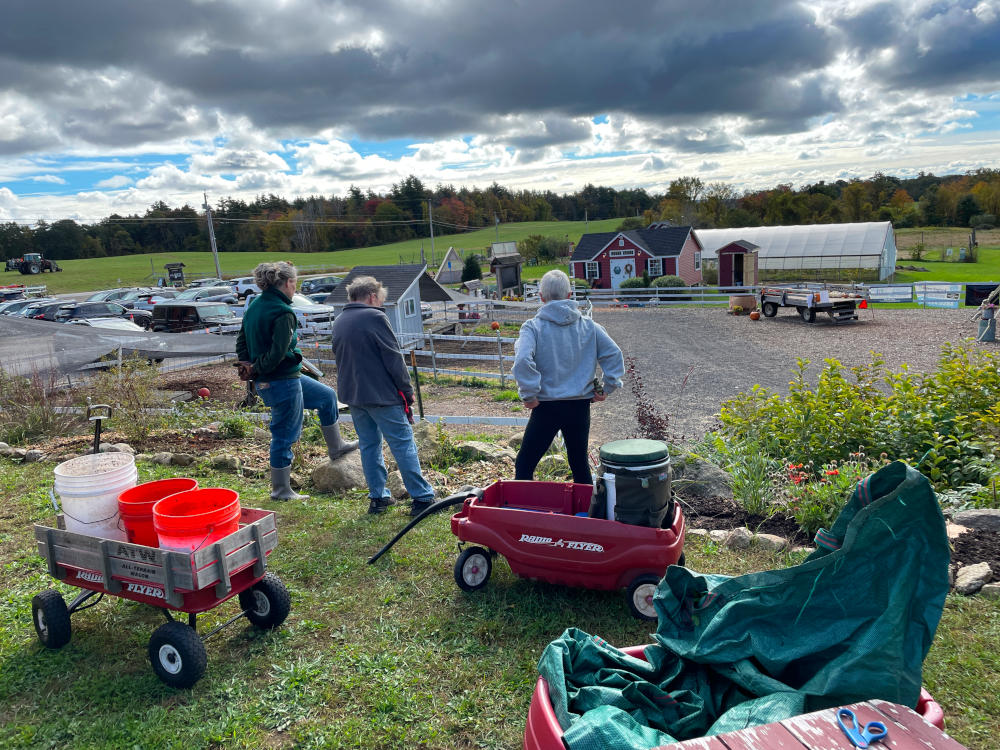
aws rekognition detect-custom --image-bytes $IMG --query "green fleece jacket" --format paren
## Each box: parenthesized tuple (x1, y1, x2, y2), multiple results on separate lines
(236, 286, 301, 381)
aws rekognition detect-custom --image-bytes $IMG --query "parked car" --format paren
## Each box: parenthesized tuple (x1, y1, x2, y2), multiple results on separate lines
(229, 276, 261, 299)
(0, 296, 54, 315)
(186, 278, 225, 288)
(86, 288, 147, 302)
(305, 292, 331, 305)
(51, 302, 153, 329)
(22, 301, 68, 320)
(65, 318, 146, 332)
(243, 292, 335, 335)
(150, 301, 240, 333)
(174, 286, 238, 304)
(300, 275, 342, 295)
(119, 289, 178, 311)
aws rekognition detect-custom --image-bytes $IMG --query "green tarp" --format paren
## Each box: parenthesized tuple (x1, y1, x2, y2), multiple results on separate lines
(538, 461, 950, 748)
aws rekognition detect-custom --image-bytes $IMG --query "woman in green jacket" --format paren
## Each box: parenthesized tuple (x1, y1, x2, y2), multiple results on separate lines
(236, 261, 357, 500)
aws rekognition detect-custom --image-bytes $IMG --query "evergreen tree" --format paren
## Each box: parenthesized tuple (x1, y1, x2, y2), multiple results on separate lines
(461, 255, 482, 282)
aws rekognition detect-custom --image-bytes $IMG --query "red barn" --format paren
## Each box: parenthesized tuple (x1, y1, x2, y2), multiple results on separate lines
(570, 225, 703, 290)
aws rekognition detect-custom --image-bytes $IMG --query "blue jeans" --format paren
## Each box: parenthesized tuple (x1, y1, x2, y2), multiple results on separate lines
(256, 376, 339, 468)
(351, 404, 434, 503)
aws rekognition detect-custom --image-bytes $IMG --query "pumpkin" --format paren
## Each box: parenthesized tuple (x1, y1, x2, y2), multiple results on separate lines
(749, 310, 761, 321)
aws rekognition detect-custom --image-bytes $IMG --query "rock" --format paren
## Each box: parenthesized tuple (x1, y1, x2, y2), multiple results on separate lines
(954, 562, 993, 595)
(508, 432, 524, 450)
(536, 454, 569, 478)
(23, 449, 45, 463)
(946, 523, 968, 540)
(112, 443, 135, 455)
(686, 528, 709, 537)
(724, 526, 753, 549)
(98, 442, 115, 452)
(446, 466, 460, 476)
(980, 583, 1000, 599)
(211, 455, 241, 471)
(708, 530, 729, 543)
(12, 448, 27, 459)
(753, 533, 789, 552)
(289, 472, 304, 489)
(0, 445, 17, 458)
(411, 421, 441, 457)
(241, 466, 264, 478)
(152, 452, 174, 465)
(672, 455, 734, 502)
(791, 546, 812, 554)
(311, 452, 366, 493)
(456, 440, 509, 462)
(134, 453, 154, 463)
(0, 442, 8, 451)
(253, 427, 270, 441)
(387, 470, 409, 500)
(952, 509, 1000, 532)
(171, 453, 196, 467)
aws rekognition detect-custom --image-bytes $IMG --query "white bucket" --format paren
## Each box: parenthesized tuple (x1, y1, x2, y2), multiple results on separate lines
(53, 453, 137, 541)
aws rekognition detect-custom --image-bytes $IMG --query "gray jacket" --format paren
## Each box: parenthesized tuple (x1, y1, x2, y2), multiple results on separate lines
(331, 303, 412, 407)
(512, 299, 624, 402)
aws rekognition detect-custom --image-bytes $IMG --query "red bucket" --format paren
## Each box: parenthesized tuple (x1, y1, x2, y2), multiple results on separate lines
(152, 488, 241, 552)
(118, 478, 199, 547)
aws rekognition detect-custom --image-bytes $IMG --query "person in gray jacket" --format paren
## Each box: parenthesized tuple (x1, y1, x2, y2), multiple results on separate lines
(512, 270, 624, 484)
(331, 276, 436, 515)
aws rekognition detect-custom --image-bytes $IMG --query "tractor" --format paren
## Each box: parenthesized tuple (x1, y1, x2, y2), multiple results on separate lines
(5, 253, 63, 274)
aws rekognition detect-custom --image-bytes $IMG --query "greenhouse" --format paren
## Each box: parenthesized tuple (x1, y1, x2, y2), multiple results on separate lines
(694, 222, 897, 281)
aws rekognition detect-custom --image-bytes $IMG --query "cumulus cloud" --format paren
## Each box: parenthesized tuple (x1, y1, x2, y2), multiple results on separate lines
(95, 175, 133, 188)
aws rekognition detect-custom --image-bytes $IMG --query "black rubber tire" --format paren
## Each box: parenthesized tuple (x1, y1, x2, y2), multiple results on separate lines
(454, 546, 492, 591)
(238, 573, 291, 630)
(32, 590, 72, 649)
(27, 263, 40, 275)
(798, 306, 816, 323)
(761, 301, 778, 318)
(626, 574, 661, 621)
(148, 621, 207, 689)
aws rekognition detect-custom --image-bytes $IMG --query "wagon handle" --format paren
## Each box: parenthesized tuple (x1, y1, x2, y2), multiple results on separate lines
(367, 487, 483, 565)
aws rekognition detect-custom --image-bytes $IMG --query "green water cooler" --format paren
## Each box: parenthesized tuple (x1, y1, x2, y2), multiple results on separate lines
(588, 439, 672, 527)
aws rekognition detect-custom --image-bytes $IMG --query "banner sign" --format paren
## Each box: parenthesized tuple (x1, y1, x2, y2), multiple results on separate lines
(867, 285, 914, 303)
(915, 283, 961, 309)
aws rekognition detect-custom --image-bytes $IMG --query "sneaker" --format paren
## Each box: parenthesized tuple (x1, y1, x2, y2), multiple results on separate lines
(368, 497, 393, 515)
(409, 499, 434, 517)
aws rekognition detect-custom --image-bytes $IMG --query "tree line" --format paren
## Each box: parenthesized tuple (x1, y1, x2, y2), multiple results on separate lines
(2, 170, 998, 263)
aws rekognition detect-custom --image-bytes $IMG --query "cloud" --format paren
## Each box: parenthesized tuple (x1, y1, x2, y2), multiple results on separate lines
(95, 175, 133, 188)
(30, 175, 66, 184)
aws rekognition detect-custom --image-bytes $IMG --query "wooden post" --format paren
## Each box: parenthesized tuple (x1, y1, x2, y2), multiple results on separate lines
(409, 350, 424, 420)
(428, 333, 438, 382)
(496, 332, 505, 388)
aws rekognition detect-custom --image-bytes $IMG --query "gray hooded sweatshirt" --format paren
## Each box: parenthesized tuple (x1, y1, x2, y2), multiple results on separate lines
(512, 298, 625, 402)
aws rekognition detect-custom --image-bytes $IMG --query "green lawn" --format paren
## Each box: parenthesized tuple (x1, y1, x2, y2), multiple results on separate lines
(0, 452, 996, 749)
(892, 245, 1000, 283)
(12, 219, 621, 294)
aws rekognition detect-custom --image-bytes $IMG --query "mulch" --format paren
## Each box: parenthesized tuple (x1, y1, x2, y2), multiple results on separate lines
(676, 494, 811, 545)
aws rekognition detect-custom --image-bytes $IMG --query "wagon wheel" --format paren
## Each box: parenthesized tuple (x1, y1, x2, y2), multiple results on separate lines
(626, 574, 661, 621)
(32, 590, 72, 649)
(239, 573, 291, 630)
(798, 306, 816, 323)
(761, 301, 778, 318)
(148, 621, 207, 689)
(454, 546, 492, 591)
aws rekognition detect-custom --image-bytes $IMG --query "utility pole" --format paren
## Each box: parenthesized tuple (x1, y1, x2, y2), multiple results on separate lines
(203, 192, 222, 279)
(428, 199, 435, 265)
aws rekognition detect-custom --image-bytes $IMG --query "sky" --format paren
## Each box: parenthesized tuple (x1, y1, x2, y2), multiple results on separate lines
(1, 0, 999, 226)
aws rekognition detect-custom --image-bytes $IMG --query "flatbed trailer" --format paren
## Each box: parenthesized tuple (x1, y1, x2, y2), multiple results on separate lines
(759, 286, 865, 324)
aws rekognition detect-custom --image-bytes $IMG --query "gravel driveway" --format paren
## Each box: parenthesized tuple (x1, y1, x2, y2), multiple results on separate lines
(590, 306, 984, 443)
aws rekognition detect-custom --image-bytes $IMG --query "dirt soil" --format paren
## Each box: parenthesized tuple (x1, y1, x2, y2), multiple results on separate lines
(952, 529, 1000, 581)
(677, 494, 811, 545)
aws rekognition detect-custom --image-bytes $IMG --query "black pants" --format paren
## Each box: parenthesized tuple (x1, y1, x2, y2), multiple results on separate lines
(515, 399, 592, 484)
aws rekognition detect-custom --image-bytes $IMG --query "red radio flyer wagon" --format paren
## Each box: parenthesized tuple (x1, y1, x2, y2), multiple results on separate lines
(31, 507, 289, 688)
(449, 480, 686, 620)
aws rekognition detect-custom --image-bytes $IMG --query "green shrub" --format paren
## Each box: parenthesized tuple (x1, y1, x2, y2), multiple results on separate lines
(618, 277, 647, 289)
(461, 255, 482, 282)
(651, 275, 686, 288)
(717, 343, 1000, 493)
(786, 453, 883, 536)
(0, 369, 81, 445)
(220, 412, 255, 439)
(493, 389, 521, 402)
(85, 357, 164, 444)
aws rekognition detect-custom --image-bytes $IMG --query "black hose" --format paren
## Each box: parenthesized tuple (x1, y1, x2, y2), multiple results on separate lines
(367, 487, 483, 564)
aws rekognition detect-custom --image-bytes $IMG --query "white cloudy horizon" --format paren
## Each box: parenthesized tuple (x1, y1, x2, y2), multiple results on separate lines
(1, 0, 998, 225)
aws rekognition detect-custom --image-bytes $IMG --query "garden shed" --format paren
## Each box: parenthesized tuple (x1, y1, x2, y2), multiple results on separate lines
(695, 222, 897, 281)
(717, 240, 759, 287)
(325, 264, 452, 349)
(434, 247, 464, 284)
(489, 242, 523, 295)
(570, 225, 703, 290)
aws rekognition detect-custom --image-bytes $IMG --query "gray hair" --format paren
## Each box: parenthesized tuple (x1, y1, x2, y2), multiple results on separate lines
(347, 275, 388, 303)
(539, 269, 572, 301)
(253, 261, 297, 290)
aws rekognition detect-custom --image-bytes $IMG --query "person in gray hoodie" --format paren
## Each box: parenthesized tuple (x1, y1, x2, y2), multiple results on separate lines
(512, 270, 625, 484)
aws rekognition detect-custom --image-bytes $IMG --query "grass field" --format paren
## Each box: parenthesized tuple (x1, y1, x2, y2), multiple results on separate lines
(8, 219, 622, 295)
(0, 453, 995, 749)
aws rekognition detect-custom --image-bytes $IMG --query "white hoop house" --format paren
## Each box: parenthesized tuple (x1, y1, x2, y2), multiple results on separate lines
(694, 222, 897, 280)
